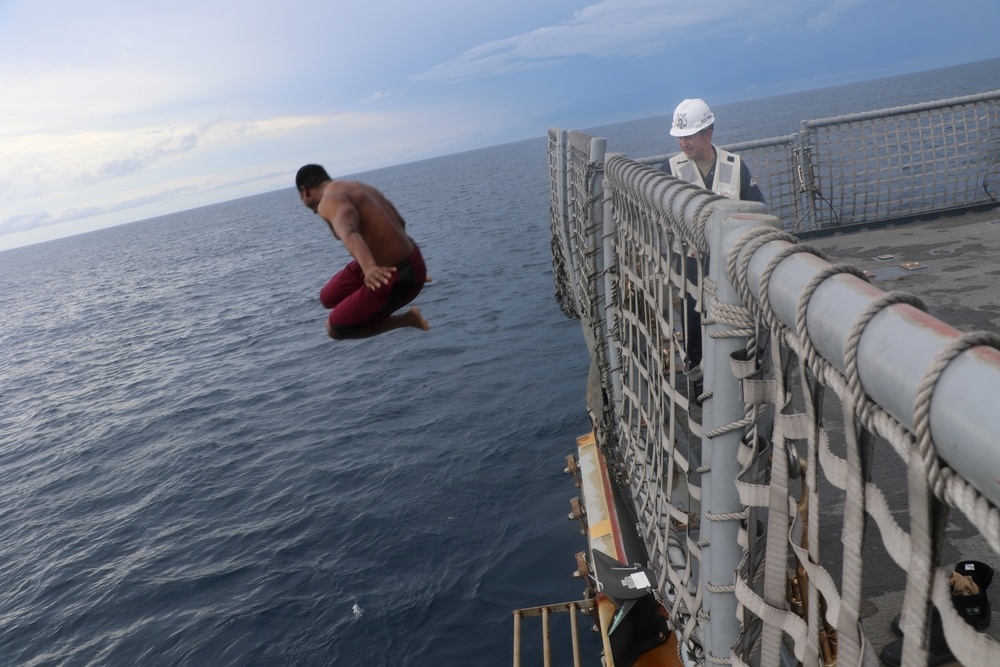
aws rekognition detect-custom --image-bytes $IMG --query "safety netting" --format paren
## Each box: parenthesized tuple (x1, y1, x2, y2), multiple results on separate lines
(549, 90, 1000, 667)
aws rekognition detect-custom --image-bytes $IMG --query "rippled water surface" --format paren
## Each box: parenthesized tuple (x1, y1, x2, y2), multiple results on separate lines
(0, 139, 596, 665)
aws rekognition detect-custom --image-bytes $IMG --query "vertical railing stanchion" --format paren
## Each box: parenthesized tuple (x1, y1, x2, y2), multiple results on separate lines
(512, 610, 522, 667)
(599, 148, 623, 411)
(541, 606, 551, 667)
(569, 603, 582, 667)
(700, 206, 776, 663)
(556, 129, 582, 302)
(797, 119, 818, 232)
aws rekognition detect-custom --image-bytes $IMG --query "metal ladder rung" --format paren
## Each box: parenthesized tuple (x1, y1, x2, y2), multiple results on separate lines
(512, 599, 596, 667)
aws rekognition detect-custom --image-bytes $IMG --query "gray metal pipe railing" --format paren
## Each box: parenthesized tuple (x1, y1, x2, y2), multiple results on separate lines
(701, 209, 782, 663)
(801, 89, 1000, 129)
(551, 129, 580, 316)
(588, 138, 624, 413)
(604, 156, 766, 251)
(730, 229, 1000, 509)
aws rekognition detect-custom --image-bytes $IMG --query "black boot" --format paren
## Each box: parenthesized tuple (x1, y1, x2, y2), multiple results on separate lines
(890, 613, 903, 637)
(888, 560, 993, 636)
(952, 560, 993, 631)
(880, 609, 955, 667)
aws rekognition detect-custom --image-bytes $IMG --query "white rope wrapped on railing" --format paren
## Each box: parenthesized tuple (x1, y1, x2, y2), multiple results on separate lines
(792, 262, 869, 374)
(843, 291, 927, 425)
(725, 226, 1000, 666)
(914, 330, 1000, 554)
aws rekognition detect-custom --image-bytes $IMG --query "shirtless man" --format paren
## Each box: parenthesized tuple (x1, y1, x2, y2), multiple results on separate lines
(296, 164, 430, 340)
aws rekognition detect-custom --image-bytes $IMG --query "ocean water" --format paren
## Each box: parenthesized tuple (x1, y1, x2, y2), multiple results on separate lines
(0, 141, 596, 666)
(1, 57, 998, 666)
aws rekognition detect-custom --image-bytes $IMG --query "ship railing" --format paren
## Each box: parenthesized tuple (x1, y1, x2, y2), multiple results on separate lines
(548, 90, 1000, 667)
(512, 599, 596, 667)
(633, 89, 1000, 233)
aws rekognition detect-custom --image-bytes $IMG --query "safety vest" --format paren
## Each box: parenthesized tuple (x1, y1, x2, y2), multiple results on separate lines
(668, 146, 741, 199)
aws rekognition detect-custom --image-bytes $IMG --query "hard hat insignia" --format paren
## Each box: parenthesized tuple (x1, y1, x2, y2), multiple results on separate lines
(675, 113, 687, 130)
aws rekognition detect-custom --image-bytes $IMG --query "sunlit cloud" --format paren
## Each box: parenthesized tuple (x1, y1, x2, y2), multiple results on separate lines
(0, 101, 512, 239)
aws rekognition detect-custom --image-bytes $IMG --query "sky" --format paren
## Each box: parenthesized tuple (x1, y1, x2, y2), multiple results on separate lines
(2, 0, 999, 251)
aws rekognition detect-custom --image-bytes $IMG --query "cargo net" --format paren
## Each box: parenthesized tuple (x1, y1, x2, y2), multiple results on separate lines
(549, 129, 620, 449)
(605, 170, 722, 663)
(803, 93, 1000, 227)
(719, 138, 800, 231)
(718, 232, 1000, 667)
(548, 129, 581, 322)
(589, 157, 1000, 666)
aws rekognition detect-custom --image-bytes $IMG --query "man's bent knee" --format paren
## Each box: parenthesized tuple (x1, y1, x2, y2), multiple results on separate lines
(327, 318, 371, 340)
(326, 320, 346, 340)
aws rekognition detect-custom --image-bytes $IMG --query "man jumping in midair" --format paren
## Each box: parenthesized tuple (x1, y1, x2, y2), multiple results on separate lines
(296, 164, 430, 340)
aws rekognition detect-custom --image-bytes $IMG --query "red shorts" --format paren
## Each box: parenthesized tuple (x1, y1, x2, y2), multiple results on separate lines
(319, 245, 426, 334)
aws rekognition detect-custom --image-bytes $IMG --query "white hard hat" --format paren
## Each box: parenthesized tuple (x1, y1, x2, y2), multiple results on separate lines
(670, 98, 715, 137)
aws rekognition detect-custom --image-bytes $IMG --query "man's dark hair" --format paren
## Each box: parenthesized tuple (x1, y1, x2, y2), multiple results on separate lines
(296, 164, 331, 191)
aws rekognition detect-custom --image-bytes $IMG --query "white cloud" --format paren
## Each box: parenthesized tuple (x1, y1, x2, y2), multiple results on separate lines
(0, 0, 987, 249)
(0, 113, 336, 225)
(0, 97, 519, 241)
(409, 0, 880, 83)
(361, 91, 406, 105)
(805, 0, 871, 30)
(411, 0, 749, 82)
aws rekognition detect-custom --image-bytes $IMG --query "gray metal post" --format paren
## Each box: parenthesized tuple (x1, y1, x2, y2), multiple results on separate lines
(701, 206, 781, 663)
(797, 120, 819, 232)
(564, 133, 586, 294)
(599, 149, 623, 411)
(553, 130, 576, 306)
(588, 138, 606, 325)
(587, 138, 622, 411)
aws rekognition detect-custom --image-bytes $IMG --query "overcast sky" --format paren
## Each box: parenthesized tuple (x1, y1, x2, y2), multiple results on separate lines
(2, 0, 999, 250)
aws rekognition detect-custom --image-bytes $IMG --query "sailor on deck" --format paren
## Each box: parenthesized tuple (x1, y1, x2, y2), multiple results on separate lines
(660, 98, 765, 204)
(660, 99, 765, 372)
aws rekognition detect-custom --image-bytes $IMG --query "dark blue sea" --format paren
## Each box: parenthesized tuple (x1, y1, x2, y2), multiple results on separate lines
(1, 57, 997, 666)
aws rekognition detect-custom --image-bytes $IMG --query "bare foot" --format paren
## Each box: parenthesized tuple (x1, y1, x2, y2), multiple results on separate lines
(405, 307, 430, 331)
